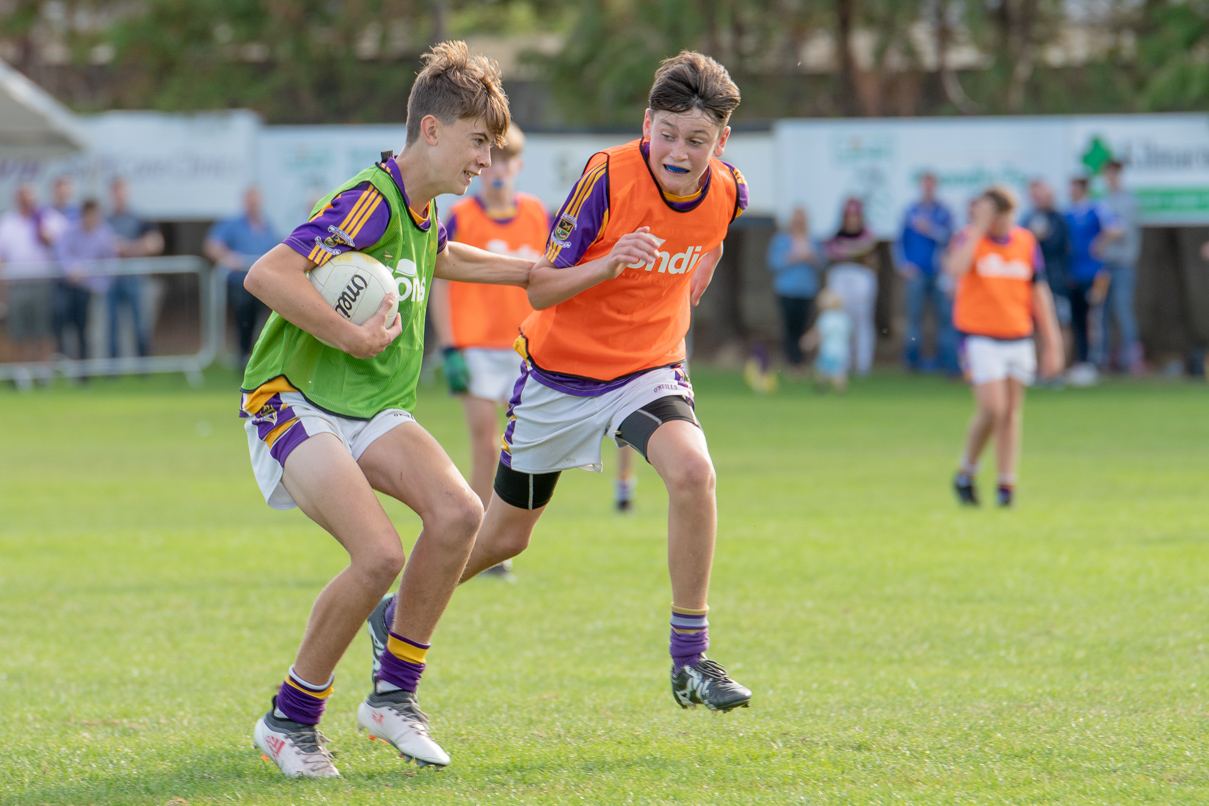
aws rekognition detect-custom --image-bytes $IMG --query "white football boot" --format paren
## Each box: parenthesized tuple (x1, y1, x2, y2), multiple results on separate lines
(253, 706, 340, 778)
(357, 688, 450, 768)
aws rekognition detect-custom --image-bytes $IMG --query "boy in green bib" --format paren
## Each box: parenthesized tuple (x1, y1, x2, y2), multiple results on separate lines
(239, 42, 531, 778)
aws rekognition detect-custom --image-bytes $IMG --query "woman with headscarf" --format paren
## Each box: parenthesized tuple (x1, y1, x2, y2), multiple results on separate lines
(825, 197, 879, 376)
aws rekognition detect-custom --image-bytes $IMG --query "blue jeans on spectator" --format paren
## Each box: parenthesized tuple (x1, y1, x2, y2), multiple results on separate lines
(108, 275, 150, 358)
(903, 272, 958, 374)
(1101, 263, 1139, 369)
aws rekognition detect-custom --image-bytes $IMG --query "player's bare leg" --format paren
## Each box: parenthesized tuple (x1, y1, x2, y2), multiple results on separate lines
(459, 492, 545, 581)
(282, 433, 409, 685)
(355, 421, 484, 768)
(358, 421, 484, 642)
(647, 420, 715, 611)
(462, 397, 517, 580)
(461, 396, 502, 507)
(254, 432, 408, 778)
(991, 378, 1026, 506)
(955, 379, 1008, 506)
(647, 420, 750, 712)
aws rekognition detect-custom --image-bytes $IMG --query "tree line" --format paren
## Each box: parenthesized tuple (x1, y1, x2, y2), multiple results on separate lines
(2, 0, 1207, 125)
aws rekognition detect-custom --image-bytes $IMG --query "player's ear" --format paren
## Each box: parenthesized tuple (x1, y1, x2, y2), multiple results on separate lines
(420, 115, 441, 146)
(642, 109, 653, 141)
(713, 125, 731, 158)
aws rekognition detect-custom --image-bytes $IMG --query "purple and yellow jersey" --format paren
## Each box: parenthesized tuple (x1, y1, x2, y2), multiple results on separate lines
(543, 140, 748, 269)
(284, 157, 447, 267)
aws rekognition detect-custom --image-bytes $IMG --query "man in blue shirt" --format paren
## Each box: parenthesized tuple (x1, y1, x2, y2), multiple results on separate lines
(204, 187, 281, 366)
(896, 171, 956, 374)
(1064, 177, 1115, 367)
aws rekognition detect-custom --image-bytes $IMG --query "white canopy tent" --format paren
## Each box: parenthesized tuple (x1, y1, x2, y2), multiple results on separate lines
(0, 58, 87, 157)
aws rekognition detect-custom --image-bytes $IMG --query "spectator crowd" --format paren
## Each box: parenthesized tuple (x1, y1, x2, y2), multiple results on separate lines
(767, 162, 1148, 387)
(0, 177, 163, 385)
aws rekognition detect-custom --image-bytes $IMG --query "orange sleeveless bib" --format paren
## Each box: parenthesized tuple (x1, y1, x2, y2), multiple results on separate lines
(521, 140, 738, 380)
(953, 226, 1038, 340)
(446, 194, 547, 349)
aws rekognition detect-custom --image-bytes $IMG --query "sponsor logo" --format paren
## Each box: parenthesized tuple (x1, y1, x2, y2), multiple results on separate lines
(625, 236, 705, 275)
(975, 253, 1032, 279)
(255, 404, 278, 425)
(393, 258, 426, 304)
(323, 225, 355, 249)
(372, 712, 385, 725)
(333, 273, 370, 319)
(553, 213, 576, 244)
(653, 383, 684, 394)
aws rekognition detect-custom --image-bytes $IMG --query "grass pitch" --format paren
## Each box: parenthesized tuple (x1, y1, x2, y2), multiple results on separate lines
(1, 369, 1206, 805)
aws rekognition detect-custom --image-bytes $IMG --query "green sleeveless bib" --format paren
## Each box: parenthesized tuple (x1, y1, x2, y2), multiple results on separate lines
(241, 164, 438, 418)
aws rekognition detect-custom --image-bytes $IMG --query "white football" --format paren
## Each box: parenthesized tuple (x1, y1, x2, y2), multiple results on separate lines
(308, 251, 399, 327)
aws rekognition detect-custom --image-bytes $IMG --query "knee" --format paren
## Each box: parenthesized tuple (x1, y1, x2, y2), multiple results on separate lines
(484, 524, 531, 560)
(354, 534, 407, 589)
(664, 452, 716, 500)
(424, 489, 484, 545)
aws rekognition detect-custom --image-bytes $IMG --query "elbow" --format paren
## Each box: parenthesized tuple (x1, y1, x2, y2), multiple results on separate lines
(527, 287, 554, 310)
(243, 259, 267, 297)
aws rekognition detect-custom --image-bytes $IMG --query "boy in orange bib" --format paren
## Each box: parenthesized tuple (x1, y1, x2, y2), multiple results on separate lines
(945, 187, 1063, 507)
(374, 52, 752, 713)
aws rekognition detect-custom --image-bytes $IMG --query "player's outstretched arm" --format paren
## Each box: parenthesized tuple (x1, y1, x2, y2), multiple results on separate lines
(244, 243, 401, 359)
(1032, 281, 1064, 378)
(527, 228, 661, 310)
(434, 241, 532, 286)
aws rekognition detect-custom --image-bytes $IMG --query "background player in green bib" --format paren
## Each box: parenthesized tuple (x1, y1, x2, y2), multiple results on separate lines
(238, 42, 532, 778)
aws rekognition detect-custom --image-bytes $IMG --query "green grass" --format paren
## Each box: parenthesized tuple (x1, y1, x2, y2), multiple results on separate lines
(1, 369, 1206, 805)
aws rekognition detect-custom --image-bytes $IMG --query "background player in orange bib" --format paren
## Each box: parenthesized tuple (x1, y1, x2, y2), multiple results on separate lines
(945, 187, 1063, 508)
(430, 124, 547, 578)
(373, 52, 754, 713)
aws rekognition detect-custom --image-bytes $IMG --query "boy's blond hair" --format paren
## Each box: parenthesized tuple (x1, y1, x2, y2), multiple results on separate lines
(406, 41, 511, 147)
(492, 123, 526, 161)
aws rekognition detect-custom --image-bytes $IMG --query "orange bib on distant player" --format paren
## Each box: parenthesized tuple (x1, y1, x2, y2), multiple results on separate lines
(521, 140, 738, 381)
(953, 226, 1038, 340)
(447, 194, 547, 349)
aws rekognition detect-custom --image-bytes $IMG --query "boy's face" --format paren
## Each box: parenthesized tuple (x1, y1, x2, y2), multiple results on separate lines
(480, 152, 522, 195)
(642, 108, 729, 196)
(432, 116, 495, 196)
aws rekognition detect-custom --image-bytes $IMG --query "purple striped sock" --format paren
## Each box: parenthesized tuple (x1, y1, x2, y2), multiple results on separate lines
(274, 667, 331, 726)
(670, 608, 710, 672)
(378, 631, 428, 692)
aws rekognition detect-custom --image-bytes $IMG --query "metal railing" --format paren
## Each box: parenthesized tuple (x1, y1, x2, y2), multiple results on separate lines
(0, 256, 220, 387)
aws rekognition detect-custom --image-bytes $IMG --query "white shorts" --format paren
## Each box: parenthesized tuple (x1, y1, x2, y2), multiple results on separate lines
(962, 335, 1036, 387)
(464, 347, 525, 404)
(502, 363, 695, 474)
(242, 391, 416, 510)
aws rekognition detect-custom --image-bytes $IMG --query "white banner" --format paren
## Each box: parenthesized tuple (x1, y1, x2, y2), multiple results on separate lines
(0, 110, 259, 220)
(775, 113, 1209, 238)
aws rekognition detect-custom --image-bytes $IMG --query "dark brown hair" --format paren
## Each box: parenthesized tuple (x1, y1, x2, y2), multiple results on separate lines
(648, 51, 741, 127)
(406, 41, 510, 147)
